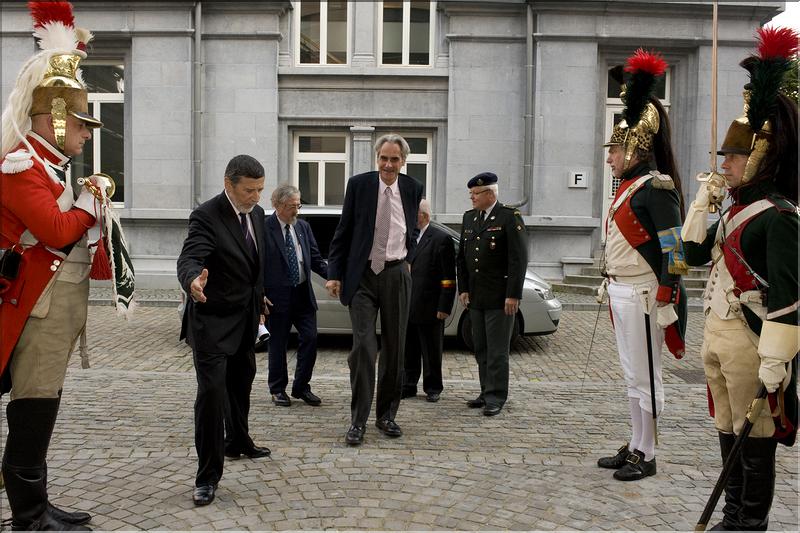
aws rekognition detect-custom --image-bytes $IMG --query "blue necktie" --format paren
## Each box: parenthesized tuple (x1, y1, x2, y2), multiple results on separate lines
(285, 224, 300, 286)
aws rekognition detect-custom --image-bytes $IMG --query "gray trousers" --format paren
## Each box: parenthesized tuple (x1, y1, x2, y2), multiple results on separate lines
(470, 307, 515, 407)
(348, 262, 411, 426)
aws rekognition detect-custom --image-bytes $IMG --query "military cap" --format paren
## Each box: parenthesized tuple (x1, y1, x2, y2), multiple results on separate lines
(467, 172, 498, 188)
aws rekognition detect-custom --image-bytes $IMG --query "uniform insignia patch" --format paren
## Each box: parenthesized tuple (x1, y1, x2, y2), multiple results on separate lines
(1, 149, 33, 174)
(517, 225, 522, 231)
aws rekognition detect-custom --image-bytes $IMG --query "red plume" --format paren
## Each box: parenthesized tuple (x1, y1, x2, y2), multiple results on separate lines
(624, 48, 667, 77)
(28, 1, 75, 29)
(757, 26, 799, 60)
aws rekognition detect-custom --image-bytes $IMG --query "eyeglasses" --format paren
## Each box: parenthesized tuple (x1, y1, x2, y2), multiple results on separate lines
(469, 189, 491, 198)
(283, 203, 302, 210)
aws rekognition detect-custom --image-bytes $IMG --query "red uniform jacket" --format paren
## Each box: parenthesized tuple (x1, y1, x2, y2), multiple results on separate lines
(0, 134, 95, 374)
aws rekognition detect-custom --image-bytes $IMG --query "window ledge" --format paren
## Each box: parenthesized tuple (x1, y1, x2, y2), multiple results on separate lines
(278, 66, 449, 77)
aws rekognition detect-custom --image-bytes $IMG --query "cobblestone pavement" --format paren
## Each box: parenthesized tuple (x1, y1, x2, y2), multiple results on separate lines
(1, 305, 797, 530)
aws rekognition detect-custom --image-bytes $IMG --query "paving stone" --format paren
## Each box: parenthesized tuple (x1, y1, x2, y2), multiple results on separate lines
(0, 306, 796, 530)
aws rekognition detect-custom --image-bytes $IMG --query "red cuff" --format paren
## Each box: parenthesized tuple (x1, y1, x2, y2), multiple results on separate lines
(657, 284, 680, 304)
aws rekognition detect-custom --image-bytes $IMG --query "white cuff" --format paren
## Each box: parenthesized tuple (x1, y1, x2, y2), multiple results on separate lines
(680, 203, 709, 244)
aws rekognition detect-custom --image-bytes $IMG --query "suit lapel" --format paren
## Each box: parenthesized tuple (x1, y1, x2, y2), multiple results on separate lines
(296, 221, 311, 271)
(367, 173, 379, 238)
(269, 215, 290, 267)
(412, 229, 432, 264)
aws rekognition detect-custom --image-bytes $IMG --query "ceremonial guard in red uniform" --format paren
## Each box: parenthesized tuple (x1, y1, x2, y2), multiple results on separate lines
(596, 50, 687, 481)
(682, 27, 799, 530)
(0, 2, 109, 530)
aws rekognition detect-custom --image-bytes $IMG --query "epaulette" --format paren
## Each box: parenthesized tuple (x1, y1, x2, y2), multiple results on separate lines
(767, 194, 800, 215)
(1, 149, 34, 174)
(648, 170, 675, 190)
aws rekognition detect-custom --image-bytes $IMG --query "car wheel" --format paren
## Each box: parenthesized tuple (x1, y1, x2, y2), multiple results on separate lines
(458, 313, 474, 352)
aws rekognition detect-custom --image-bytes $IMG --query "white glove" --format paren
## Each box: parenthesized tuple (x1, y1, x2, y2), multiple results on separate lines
(73, 187, 101, 217)
(681, 172, 725, 243)
(758, 356, 787, 393)
(656, 304, 678, 328)
(693, 172, 726, 209)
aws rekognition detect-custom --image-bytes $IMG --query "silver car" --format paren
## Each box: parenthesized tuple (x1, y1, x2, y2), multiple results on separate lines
(299, 207, 562, 349)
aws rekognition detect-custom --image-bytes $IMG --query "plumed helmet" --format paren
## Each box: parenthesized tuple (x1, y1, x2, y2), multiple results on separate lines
(604, 49, 669, 172)
(1, 1, 101, 157)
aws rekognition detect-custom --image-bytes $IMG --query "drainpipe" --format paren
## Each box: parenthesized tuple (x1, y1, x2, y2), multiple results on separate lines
(191, 1, 203, 206)
(523, 2, 534, 215)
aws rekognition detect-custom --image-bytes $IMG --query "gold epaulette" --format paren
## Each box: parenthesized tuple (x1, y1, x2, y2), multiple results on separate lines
(649, 170, 675, 190)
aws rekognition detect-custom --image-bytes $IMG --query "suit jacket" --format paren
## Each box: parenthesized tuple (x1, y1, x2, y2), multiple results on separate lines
(327, 171, 423, 306)
(409, 225, 456, 323)
(177, 192, 265, 355)
(263, 214, 327, 311)
(456, 202, 528, 310)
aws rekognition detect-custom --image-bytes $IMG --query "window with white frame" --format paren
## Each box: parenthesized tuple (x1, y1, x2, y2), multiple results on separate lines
(294, 133, 349, 206)
(296, 1, 349, 65)
(379, 1, 435, 66)
(71, 63, 125, 204)
(374, 132, 432, 195)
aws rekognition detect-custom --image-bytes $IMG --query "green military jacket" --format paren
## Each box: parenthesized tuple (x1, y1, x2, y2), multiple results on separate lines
(456, 202, 528, 310)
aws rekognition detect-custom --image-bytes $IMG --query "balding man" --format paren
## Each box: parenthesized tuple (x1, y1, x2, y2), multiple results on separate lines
(402, 199, 456, 402)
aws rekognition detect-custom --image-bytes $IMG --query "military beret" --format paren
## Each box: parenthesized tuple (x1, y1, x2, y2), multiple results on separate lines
(467, 172, 498, 188)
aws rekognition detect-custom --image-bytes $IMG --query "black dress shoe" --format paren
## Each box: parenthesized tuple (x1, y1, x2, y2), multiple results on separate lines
(466, 397, 485, 408)
(48, 503, 92, 525)
(345, 424, 365, 445)
(291, 390, 322, 406)
(426, 393, 440, 403)
(613, 450, 657, 481)
(597, 443, 630, 469)
(271, 392, 291, 406)
(192, 484, 216, 506)
(226, 445, 271, 459)
(483, 404, 502, 416)
(375, 419, 403, 437)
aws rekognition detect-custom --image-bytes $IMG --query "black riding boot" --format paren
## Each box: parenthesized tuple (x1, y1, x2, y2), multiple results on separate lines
(1, 398, 90, 531)
(735, 437, 777, 531)
(710, 432, 745, 530)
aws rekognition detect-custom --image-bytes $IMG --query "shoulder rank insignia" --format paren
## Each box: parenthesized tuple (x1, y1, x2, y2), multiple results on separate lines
(1, 149, 33, 174)
(648, 170, 674, 190)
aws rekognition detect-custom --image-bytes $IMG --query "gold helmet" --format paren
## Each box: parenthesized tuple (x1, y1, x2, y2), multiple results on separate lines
(1, 1, 101, 157)
(717, 26, 799, 184)
(604, 49, 668, 171)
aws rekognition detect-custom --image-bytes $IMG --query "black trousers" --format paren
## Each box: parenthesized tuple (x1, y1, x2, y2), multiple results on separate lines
(348, 262, 411, 426)
(192, 340, 256, 486)
(267, 282, 318, 396)
(403, 320, 444, 395)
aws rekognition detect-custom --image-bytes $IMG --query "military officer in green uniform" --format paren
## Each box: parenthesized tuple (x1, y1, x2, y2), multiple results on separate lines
(456, 172, 528, 416)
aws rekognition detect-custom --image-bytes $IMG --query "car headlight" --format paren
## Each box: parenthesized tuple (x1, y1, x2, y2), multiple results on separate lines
(533, 287, 554, 300)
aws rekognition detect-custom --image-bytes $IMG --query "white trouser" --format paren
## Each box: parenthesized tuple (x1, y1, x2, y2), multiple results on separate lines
(608, 279, 665, 415)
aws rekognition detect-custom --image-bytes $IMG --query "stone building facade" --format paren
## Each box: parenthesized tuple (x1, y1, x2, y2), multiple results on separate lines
(0, 0, 783, 286)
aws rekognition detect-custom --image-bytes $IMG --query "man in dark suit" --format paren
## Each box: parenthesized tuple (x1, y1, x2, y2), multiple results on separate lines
(263, 183, 328, 407)
(457, 172, 528, 417)
(326, 134, 423, 446)
(402, 199, 456, 403)
(177, 154, 271, 507)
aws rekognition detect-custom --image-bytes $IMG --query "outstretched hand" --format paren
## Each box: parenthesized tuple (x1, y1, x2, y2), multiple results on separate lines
(191, 268, 209, 303)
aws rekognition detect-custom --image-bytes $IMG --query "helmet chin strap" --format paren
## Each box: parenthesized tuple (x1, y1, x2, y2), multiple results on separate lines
(50, 97, 67, 151)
